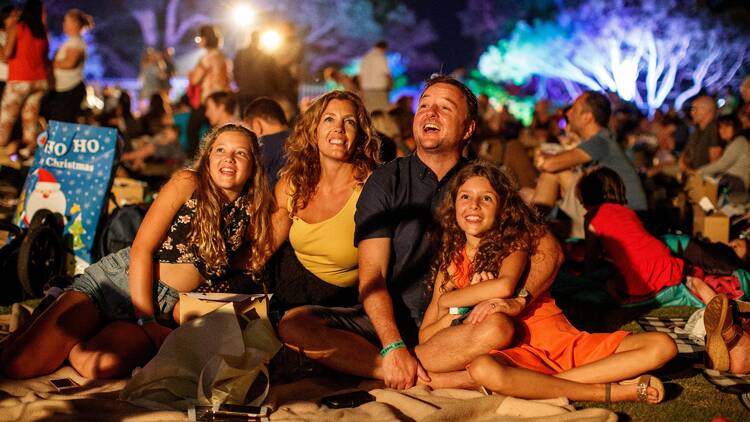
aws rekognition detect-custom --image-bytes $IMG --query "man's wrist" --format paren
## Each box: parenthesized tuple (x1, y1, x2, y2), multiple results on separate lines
(380, 340, 406, 357)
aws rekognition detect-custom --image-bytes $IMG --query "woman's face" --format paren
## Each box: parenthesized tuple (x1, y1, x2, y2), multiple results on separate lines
(62, 14, 78, 35)
(455, 176, 499, 241)
(208, 131, 254, 201)
(718, 123, 735, 142)
(315, 99, 358, 162)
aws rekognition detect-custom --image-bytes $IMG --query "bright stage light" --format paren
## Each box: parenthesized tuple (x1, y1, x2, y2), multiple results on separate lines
(260, 30, 282, 51)
(232, 4, 255, 27)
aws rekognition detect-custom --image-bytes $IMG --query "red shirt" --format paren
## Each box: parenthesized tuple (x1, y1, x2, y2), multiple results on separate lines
(8, 22, 48, 82)
(588, 203, 684, 297)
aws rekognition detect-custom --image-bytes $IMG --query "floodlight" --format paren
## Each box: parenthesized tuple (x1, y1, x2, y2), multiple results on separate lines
(232, 4, 255, 27)
(260, 30, 282, 51)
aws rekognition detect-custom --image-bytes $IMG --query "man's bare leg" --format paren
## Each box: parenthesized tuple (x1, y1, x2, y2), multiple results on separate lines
(414, 313, 514, 373)
(278, 307, 383, 379)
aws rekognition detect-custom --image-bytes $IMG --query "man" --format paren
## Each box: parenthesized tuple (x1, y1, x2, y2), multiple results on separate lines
(242, 97, 289, 189)
(278, 76, 560, 390)
(530, 91, 647, 237)
(681, 95, 721, 170)
(204, 91, 237, 127)
(358, 41, 392, 112)
(233, 32, 281, 112)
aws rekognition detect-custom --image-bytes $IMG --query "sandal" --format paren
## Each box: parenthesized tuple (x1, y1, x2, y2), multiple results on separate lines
(618, 374, 665, 404)
(704, 294, 744, 371)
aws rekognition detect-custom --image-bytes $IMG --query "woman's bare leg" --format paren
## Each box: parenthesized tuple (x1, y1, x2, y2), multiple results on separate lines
(468, 354, 662, 403)
(69, 321, 156, 379)
(554, 332, 677, 384)
(685, 276, 717, 304)
(1, 291, 102, 379)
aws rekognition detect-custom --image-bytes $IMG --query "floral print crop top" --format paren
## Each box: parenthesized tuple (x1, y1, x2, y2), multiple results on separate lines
(155, 195, 247, 292)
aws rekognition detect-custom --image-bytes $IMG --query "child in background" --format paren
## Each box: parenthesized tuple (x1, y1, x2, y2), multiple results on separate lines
(579, 166, 746, 304)
(121, 124, 186, 172)
(421, 161, 675, 403)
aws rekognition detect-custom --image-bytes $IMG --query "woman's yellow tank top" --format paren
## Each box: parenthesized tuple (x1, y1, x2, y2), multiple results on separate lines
(288, 186, 361, 288)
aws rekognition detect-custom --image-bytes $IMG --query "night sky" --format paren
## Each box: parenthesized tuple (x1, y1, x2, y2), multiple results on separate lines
(413, 0, 474, 74)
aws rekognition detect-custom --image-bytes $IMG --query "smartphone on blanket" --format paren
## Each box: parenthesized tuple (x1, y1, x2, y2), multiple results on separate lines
(49, 378, 79, 391)
(321, 390, 375, 408)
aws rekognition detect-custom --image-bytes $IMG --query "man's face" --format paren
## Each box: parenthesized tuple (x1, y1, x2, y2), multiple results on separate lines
(565, 95, 589, 137)
(690, 98, 715, 126)
(413, 83, 474, 154)
(205, 99, 223, 126)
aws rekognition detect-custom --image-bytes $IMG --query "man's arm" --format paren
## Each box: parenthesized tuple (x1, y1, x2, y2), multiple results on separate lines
(359, 237, 428, 389)
(537, 148, 591, 173)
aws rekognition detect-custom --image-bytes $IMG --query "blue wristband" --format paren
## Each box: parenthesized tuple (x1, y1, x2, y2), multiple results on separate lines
(380, 340, 406, 357)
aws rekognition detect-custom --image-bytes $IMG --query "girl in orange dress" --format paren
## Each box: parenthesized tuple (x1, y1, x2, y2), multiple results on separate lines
(420, 162, 676, 404)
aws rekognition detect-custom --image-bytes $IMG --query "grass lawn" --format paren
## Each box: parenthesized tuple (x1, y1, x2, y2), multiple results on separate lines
(2, 300, 747, 420)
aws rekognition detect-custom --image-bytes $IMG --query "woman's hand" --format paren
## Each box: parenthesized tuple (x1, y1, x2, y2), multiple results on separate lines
(470, 271, 495, 285)
(466, 297, 526, 324)
(141, 322, 173, 350)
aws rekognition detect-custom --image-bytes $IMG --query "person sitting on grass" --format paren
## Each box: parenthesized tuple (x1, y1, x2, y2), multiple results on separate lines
(579, 166, 747, 305)
(1, 124, 274, 379)
(421, 161, 676, 403)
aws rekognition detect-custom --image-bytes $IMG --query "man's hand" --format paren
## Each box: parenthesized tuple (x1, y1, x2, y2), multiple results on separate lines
(466, 297, 526, 324)
(381, 347, 430, 390)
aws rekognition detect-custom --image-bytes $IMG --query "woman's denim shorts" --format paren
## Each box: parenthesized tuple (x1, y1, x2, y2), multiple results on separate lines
(67, 247, 179, 322)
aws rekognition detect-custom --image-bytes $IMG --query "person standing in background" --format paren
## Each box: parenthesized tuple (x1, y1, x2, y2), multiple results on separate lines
(358, 40, 392, 113)
(45, 8, 93, 123)
(0, 0, 49, 160)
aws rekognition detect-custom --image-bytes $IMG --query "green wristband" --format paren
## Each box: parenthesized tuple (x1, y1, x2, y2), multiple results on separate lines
(380, 340, 406, 357)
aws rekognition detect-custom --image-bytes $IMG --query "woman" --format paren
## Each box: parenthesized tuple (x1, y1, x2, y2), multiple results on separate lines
(46, 8, 92, 123)
(186, 25, 231, 156)
(697, 114, 749, 196)
(0, 0, 49, 158)
(269, 90, 380, 342)
(1, 124, 275, 379)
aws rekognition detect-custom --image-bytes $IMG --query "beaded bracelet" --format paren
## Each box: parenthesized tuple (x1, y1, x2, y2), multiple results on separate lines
(380, 340, 406, 357)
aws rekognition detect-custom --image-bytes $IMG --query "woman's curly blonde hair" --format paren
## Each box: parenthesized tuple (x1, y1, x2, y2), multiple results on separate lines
(280, 90, 381, 215)
(188, 124, 275, 275)
(431, 161, 546, 293)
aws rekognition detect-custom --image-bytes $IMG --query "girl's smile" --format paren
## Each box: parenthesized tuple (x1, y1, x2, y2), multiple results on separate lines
(455, 176, 499, 244)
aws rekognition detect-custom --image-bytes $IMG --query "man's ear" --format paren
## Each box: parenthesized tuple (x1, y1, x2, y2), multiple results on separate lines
(462, 120, 477, 141)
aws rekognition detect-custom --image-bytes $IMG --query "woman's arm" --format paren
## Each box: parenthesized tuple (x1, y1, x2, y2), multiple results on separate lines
(437, 250, 528, 309)
(419, 271, 462, 343)
(698, 138, 742, 177)
(128, 170, 196, 344)
(53, 46, 83, 69)
(3, 25, 16, 61)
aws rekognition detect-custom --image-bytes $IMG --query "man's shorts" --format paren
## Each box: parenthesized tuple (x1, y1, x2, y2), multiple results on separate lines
(300, 304, 381, 346)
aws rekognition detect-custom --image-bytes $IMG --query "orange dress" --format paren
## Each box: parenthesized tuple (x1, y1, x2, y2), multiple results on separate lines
(453, 250, 630, 375)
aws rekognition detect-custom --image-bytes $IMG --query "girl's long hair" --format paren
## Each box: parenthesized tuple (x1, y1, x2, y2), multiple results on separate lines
(20, 0, 45, 39)
(188, 124, 274, 275)
(280, 90, 380, 216)
(576, 165, 627, 209)
(431, 161, 546, 292)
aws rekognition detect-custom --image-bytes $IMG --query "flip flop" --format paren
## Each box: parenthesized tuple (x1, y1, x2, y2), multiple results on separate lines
(704, 294, 731, 371)
(618, 374, 665, 404)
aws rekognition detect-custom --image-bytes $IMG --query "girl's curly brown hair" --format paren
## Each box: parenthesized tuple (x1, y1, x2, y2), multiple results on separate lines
(188, 124, 275, 276)
(280, 90, 381, 215)
(431, 161, 546, 292)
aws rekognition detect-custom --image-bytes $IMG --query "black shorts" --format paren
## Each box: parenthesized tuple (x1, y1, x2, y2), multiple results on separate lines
(305, 304, 380, 347)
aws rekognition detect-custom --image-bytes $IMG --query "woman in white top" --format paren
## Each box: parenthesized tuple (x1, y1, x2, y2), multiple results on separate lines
(46, 9, 92, 123)
(698, 113, 749, 197)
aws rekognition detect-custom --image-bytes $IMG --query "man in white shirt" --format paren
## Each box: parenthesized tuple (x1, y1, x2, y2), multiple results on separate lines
(359, 40, 392, 113)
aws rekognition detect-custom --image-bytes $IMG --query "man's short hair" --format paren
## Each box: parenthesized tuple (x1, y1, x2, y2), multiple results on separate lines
(242, 97, 288, 126)
(206, 91, 236, 115)
(581, 91, 611, 128)
(375, 40, 388, 49)
(423, 75, 479, 129)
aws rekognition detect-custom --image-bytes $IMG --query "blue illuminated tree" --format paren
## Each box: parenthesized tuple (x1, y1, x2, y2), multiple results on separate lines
(477, 0, 749, 114)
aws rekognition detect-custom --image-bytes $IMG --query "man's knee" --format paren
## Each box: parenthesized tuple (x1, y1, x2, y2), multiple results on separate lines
(471, 313, 514, 351)
(277, 306, 324, 345)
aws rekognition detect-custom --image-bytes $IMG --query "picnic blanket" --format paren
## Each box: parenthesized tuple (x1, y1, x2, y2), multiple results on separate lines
(637, 314, 750, 394)
(0, 313, 616, 422)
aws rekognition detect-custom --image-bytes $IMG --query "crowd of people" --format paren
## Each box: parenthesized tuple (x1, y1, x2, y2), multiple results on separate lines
(2, 0, 750, 411)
